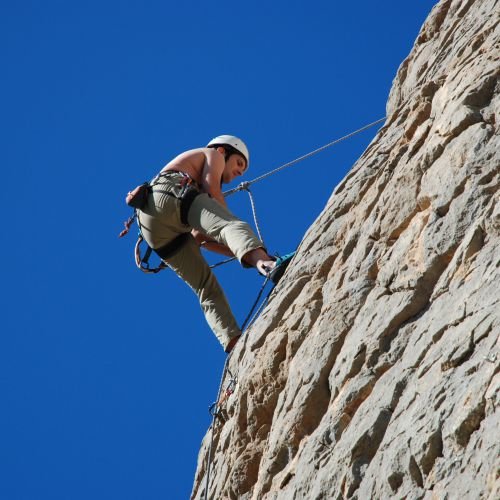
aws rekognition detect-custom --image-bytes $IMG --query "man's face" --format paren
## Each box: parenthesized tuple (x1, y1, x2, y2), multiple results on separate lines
(222, 153, 247, 184)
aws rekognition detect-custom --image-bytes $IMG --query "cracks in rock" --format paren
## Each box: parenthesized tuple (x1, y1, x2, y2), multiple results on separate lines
(346, 345, 367, 379)
(447, 104, 484, 137)
(256, 318, 349, 496)
(415, 313, 470, 380)
(435, 176, 467, 217)
(462, 71, 499, 110)
(387, 144, 410, 172)
(251, 276, 311, 350)
(420, 427, 444, 476)
(406, 424, 444, 492)
(477, 167, 497, 187)
(456, 0, 478, 19)
(374, 241, 464, 375)
(416, 0, 452, 44)
(454, 398, 487, 448)
(315, 252, 339, 281)
(441, 315, 493, 373)
(409, 454, 424, 488)
(404, 101, 432, 142)
(345, 378, 408, 497)
(359, 170, 396, 225)
(331, 171, 381, 222)
(434, 393, 447, 412)
(474, 313, 495, 345)
(341, 232, 360, 264)
(428, 15, 464, 73)
(387, 470, 404, 494)
(333, 375, 378, 444)
(346, 407, 394, 497)
(387, 205, 421, 241)
(468, 24, 496, 54)
(407, 123, 432, 161)
(367, 292, 431, 370)
(434, 303, 468, 343)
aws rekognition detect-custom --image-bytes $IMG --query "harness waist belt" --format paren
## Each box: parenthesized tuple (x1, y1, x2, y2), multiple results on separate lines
(151, 170, 201, 226)
(180, 189, 200, 225)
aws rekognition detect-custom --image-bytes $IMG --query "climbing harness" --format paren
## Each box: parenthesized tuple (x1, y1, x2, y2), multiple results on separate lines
(119, 170, 201, 272)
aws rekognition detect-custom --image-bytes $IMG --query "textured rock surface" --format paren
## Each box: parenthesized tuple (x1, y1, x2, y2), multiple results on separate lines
(192, 1, 500, 498)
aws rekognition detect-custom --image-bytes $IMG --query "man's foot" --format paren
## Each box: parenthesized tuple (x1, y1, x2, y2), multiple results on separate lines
(225, 335, 241, 353)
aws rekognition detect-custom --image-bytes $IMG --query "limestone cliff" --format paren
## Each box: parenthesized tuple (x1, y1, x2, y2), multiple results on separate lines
(192, 0, 499, 498)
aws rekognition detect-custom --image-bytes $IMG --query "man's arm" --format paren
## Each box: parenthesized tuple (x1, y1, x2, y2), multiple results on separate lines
(191, 230, 234, 257)
(200, 149, 227, 206)
(191, 149, 233, 255)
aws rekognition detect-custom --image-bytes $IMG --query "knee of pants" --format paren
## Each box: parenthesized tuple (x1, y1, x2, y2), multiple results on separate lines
(219, 221, 263, 262)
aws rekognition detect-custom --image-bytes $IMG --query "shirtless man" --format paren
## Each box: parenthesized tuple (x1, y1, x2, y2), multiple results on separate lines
(137, 135, 276, 353)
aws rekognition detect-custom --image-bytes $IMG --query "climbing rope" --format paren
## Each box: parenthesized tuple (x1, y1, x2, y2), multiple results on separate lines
(224, 117, 386, 197)
(204, 355, 232, 500)
(240, 276, 270, 332)
(241, 184, 266, 247)
(209, 256, 236, 269)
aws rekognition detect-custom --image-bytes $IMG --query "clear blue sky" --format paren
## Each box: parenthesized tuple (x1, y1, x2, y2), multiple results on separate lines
(1, 1, 437, 498)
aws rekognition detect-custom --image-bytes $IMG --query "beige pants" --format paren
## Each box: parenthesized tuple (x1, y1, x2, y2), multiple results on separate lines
(137, 172, 263, 349)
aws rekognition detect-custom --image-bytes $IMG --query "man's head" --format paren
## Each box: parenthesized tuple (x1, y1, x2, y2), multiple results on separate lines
(207, 135, 249, 172)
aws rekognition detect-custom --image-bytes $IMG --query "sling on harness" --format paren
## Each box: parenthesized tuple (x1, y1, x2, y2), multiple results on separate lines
(119, 171, 201, 273)
(134, 233, 192, 273)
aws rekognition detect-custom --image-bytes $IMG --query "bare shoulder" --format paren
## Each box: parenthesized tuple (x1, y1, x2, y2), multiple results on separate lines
(162, 147, 225, 180)
(162, 148, 207, 181)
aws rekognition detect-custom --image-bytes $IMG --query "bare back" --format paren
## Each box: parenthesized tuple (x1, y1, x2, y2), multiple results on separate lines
(160, 147, 226, 206)
(161, 148, 212, 184)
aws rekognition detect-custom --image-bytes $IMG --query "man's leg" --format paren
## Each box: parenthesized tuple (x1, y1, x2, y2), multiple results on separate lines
(165, 234, 241, 351)
(187, 193, 275, 272)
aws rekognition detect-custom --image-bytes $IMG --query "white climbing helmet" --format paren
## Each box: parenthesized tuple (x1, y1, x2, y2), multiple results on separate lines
(206, 134, 250, 168)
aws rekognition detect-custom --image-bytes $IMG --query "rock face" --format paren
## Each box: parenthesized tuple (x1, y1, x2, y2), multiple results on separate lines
(192, 1, 499, 498)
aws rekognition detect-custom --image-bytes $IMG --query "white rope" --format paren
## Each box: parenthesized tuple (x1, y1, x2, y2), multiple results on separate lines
(224, 117, 386, 197)
(244, 187, 265, 247)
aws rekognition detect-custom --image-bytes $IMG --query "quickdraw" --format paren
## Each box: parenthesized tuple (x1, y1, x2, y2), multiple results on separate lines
(208, 369, 237, 424)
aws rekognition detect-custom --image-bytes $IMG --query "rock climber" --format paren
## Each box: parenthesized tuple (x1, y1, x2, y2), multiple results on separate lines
(136, 135, 285, 353)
